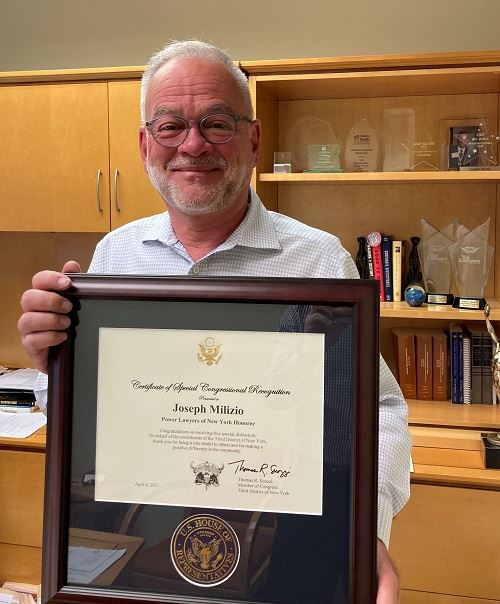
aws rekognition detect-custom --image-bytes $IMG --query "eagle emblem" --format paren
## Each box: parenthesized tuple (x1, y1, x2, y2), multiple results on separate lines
(188, 536, 223, 570)
(170, 514, 240, 587)
(190, 461, 224, 489)
(197, 337, 222, 365)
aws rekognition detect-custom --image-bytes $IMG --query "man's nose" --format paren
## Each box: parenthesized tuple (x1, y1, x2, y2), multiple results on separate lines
(177, 124, 213, 156)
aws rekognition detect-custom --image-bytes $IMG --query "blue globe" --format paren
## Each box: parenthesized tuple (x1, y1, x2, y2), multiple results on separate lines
(404, 284, 426, 307)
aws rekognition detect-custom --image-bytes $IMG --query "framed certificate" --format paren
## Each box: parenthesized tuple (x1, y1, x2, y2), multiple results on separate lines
(44, 275, 379, 604)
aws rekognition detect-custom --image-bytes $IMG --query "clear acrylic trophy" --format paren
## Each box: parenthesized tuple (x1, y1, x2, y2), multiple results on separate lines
(344, 118, 380, 172)
(449, 218, 494, 310)
(420, 219, 454, 305)
(383, 108, 415, 172)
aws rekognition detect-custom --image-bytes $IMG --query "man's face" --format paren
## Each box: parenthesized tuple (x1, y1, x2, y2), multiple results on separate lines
(456, 132, 469, 148)
(139, 58, 261, 216)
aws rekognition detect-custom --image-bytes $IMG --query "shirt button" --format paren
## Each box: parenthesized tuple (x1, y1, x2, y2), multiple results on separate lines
(192, 265, 200, 275)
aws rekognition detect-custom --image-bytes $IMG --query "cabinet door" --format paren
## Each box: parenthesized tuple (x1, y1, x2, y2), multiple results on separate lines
(108, 81, 165, 229)
(0, 83, 110, 232)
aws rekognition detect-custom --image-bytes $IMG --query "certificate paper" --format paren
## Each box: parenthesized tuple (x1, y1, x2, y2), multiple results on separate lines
(95, 328, 324, 515)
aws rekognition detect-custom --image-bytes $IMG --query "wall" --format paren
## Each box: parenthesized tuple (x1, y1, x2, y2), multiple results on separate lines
(1, 0, 500, 71)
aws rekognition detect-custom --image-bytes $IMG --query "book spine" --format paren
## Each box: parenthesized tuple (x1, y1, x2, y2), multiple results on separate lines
(370, 242, 385, 301)
(463, 334, 471, 404)
(366, 243, 374, 278)
(432, 331, 448, 401)
(470, 331, 483, 403)
(449, 324, 461, 404)
(392, 240, 403, 302)
(415, 331, 433, 400)
(482, 333, 493, 404)
(382, 235, 393, 301)
(392, 329, 417, 399)
(458, 330, 464, 403)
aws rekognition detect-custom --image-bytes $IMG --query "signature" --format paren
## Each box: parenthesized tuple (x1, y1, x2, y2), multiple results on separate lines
(228, 459, 291, 478)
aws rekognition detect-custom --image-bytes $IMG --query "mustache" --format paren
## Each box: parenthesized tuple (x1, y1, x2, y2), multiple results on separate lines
(165, 157, 228, 170)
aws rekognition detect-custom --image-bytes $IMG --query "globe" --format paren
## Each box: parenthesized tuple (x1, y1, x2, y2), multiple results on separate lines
(404, 284, 426, 307)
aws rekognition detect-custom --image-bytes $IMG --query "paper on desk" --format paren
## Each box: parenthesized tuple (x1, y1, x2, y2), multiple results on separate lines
(68, 546, 126, 584)
(0, 368, 39, 391)
(0, 411, 46, 438)
(0, 594, 14, 604)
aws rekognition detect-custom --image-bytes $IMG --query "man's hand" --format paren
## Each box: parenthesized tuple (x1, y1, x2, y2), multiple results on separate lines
(377, 539, 400, 603)
(18, 260, 81, 374)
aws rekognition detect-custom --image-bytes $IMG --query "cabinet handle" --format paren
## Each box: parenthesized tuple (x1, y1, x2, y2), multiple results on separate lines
(96, 169, 103, 213)
(114, 169, 121, 213)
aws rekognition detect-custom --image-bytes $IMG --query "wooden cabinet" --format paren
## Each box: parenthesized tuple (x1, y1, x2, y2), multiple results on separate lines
(0, 428, 45, 584)
(0, 77, 164, 232)
(0, 83, 110, 232)
(108, 80, 164, 229)
(242, 51, 500, 602)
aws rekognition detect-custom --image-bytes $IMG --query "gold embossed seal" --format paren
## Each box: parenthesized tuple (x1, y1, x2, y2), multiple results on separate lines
(170, 514, 240, 587)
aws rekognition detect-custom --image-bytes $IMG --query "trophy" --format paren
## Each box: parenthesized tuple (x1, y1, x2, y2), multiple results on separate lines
(344, 118, 380, 172)
(407, 127, 441, 171)
(420, 219, 454, 305)
(306, 144, 341, 172)
(383, 108, 415, 172)
(449, 218, 494, 310)
(273, 151, 292, 173)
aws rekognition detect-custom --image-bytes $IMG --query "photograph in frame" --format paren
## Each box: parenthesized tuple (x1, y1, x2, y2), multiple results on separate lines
(43, 275, 379, 604)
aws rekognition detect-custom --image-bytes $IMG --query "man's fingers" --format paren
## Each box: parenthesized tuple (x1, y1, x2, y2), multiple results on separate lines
(20, 331, 69, 375)
(62, 260, 81, 273)
(32, 269, 72, 292)
(20, 289, 73, 314)
(17, 311, 71, 336)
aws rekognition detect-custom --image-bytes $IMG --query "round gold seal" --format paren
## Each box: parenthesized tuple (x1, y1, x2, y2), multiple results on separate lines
(170, 514, 240, 587)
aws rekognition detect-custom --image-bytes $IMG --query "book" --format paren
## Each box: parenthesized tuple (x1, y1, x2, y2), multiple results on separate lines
(391, 240, 403, 302)
(482, 330, 493, 404)
(381, 234, 393, 301)
(366, 241, 374, 278)
(367, 232, 385, 302)
(449, 323, 463, 404)
(431, 329, 448, 401)
(414, 329, 433, 400)
(392, 328, 417, 398)
(463, 332, 471, 404)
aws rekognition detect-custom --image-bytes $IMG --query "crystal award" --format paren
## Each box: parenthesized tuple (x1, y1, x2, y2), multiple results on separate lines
(344, 119, 380, 172)
(383, 108, 415, 172)
(420, 219, 454, 305)
(306, 144, 341, 172)
(449, 218, 494, 310)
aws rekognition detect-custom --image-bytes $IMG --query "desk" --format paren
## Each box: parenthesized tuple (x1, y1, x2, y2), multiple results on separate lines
(0, 426, 45, 583)
(69, 528, 143, 586)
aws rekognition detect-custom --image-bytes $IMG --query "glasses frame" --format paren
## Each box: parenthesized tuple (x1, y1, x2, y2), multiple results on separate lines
(145, 113, 253, 148)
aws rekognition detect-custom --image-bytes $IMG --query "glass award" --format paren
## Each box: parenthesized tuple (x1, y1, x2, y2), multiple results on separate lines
(467, 120, 500, 170)
(273, 151, 292, 173)
(344, 118, 380, 172)
(285, 116, 342, 173)
(449, 218, 494, 310)
(420, 219, 454, 305)
(382, 108, 415, 172)
(407, 127, 440, 171)
(306, 143, 341, 172)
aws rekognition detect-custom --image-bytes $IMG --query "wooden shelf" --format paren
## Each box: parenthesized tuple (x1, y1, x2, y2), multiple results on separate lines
(380, 300, 500, 320)
(411, 463, 500, 488)
(259, 171, 500, 184)
(408, 400, 500, 430)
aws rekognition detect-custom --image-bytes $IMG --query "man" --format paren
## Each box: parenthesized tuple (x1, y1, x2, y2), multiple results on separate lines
(449, 128, 478, 169)
(18, 40, 410, 602)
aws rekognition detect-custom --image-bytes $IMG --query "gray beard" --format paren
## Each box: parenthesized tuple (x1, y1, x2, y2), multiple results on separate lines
(147, 159, 250, 216)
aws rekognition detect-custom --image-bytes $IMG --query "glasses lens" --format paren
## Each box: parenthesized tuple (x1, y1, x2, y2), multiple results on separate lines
(151, 117, 188, 146)
(200, 114, 237, 143)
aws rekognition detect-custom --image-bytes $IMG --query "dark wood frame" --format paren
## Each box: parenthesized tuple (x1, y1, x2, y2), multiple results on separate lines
(44, 275, 379, 604)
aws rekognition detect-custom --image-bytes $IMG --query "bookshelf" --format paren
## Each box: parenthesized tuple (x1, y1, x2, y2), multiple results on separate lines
(244, 51, 500, 431)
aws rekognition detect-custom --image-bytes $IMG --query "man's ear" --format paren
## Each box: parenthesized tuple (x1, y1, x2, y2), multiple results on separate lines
(139, 127, 149, 173)
(250, 119, 262, 165)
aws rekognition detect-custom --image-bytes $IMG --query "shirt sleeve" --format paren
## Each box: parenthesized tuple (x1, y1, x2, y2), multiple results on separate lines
(333, 247, 412, 546)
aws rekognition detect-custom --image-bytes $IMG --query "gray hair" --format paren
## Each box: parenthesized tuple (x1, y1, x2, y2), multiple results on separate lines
(140, 40, 253, 122)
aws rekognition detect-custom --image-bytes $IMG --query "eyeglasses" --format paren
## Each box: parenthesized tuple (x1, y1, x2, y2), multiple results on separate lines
(145, 113, 253, 147)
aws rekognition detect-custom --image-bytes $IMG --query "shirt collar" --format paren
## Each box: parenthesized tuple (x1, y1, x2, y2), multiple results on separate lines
(141, 188, 281, 252)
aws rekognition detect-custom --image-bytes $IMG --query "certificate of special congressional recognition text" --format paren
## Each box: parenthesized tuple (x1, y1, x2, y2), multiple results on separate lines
(95, 328, 324, 515)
